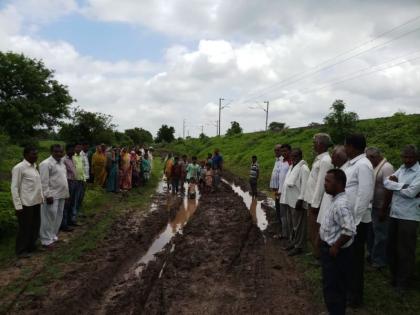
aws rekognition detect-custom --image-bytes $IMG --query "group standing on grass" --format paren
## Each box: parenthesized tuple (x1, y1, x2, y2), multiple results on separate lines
(269, 133, 419, 315)
(10, 142, 154, 258)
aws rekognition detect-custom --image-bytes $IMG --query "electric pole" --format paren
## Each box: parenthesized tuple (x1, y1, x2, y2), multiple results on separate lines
(182, 119, 186, 138)
(264, 101, 269, 131)
(218, 98, 224, 136)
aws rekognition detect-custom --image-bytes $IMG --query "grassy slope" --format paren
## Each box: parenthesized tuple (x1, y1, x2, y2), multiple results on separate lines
(166, 113, 420, 189)
(165, 113, 420, 315)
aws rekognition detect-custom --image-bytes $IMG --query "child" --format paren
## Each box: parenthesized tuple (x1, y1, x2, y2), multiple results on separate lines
(205, 162, 214, 193)
(186, 156, 200, 199)
(249, 155, 259, 198)
(171, 156, 182, 194)
(199, 160, 206, 190)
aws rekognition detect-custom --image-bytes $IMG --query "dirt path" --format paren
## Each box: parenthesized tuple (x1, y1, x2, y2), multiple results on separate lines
(7, 178, 320, 315)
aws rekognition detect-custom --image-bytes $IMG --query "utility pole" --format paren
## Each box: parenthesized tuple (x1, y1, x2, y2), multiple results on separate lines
(264, 101, 269, 131)
(218, 98, 224, 136)
(182, 119, 186, 138)
(201, 125, 204, 135)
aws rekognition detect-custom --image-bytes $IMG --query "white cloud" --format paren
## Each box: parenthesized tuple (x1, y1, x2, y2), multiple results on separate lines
(1, 0, 420, 138)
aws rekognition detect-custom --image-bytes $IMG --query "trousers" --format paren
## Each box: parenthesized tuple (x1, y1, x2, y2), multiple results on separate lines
(291, 207, 307, 250)
(15, 204, 41, 255)
(349, 222, 368, 306)
(387, 218, 419, 288)
(40, 199, 65, 245)
(321, 242, 353, 315)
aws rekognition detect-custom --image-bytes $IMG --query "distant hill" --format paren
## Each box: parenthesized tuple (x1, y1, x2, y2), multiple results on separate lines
(165, 113, 420, 187)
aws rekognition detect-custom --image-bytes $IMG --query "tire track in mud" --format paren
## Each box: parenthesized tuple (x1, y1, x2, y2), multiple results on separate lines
(103, 182, 319, 315)
(14, 177, 320, 314)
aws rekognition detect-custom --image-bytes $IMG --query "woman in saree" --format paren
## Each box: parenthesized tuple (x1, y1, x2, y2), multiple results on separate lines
(106, 147, 120, 192)
(92, 145, 108, 187)
(164, 153, 174, 191)
(130, 150, 140, 188)
(142, 154, 152, 183)
(119, 148, 132, 190)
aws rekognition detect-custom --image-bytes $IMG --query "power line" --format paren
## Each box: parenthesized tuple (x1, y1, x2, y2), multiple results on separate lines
(264, 48, 420, 100)
(234, 15, 420, 105)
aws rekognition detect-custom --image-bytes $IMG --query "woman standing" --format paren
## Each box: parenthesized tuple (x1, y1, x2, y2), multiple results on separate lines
(106, 148, 120, 193)
(120, 148, 132, 191)
(92, 145, 107, 187)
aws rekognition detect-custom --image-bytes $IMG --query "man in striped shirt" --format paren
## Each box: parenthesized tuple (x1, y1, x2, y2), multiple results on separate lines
(320, 169, 356, 315)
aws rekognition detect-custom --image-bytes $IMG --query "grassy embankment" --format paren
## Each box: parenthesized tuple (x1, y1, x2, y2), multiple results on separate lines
(0, 140, 162, 312)
(165, 113, 420, 315)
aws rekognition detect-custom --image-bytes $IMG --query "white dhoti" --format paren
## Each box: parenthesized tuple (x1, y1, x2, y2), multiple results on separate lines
(40, 198, 65, 245)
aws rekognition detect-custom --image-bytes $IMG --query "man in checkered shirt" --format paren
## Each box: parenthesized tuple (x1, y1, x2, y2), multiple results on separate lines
(320, 169, 356, 315)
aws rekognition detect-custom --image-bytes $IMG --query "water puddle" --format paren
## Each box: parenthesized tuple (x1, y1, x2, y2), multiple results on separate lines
(134, 182, 200, 276)
(222, 179, 268, 231)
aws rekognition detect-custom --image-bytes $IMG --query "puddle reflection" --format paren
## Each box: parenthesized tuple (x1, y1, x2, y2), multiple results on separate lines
(134, 182, 199, 276)
(222, 179, 268, 231)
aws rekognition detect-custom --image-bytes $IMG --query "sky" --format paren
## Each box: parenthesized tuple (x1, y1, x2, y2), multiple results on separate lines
(1, 0, 420, 137)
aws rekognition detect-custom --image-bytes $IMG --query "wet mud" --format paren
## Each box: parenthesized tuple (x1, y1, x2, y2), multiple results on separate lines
(10, 177, 320, 315)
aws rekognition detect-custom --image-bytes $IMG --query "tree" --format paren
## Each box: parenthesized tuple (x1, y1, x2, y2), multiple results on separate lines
(323, 99, 358, 144)
(114, 131, 133, 147)
(155, 124, 175, 143)
(59, 108, 116, 145)
(226, 121, 243, 136)
(124, 127, 153, 146)
(199, 132, 209, 141)
(268, 121, 286, 132)
(0, 52, 73, 144)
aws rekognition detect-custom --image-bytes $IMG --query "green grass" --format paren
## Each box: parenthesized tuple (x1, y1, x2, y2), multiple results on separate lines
(0, 159, 163, 313)
(165, 113, 420, 191)
(163, 113, 420, 315)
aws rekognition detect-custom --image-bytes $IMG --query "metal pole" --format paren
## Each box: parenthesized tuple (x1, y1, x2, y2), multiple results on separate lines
(218, 98, 224, 136)
(264, 101, 269, 131)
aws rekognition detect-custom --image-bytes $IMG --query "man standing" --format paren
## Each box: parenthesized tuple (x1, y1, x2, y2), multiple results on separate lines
(365, 147, 394, 268)
(318, 146, 349, 231)
(249, 155, 260, 198)
(11, 146, 43, 258)
(344, 134, 374, 308)
(320, 169, 356, 315)
(282, 148, 310, 256)
(270, 144, 283, 236)
(179, 155, 188, 194)
(212, 149, 223, 191)
(72, 144, 86, 224)
(384, 145, 420, 292)
(278, 144, 292, 239)
(39, 144, 69, 247)
(304, 133, 333, 260)
(61, 144, 77, 231)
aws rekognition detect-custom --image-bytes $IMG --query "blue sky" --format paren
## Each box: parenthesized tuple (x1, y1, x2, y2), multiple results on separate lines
(37, 13, 171, 62)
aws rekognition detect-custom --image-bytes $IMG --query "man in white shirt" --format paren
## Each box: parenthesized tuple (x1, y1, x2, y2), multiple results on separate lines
(344, 134, 374, 308)
(304, 133, 333, 260)
(39, 144, 69, 247)
(275, 144, 292, 239)
(282, 148, 310, 256)
(270, 144, 283, 235)
(11, 146, 43, 258)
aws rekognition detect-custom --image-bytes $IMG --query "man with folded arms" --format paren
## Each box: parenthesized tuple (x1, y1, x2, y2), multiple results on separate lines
(384, 144, 420, 292)
(39, 144, 69, 248)
(11, 146, 43, 258)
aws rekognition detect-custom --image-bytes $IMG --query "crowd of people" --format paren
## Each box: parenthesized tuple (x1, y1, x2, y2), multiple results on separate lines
(10, 143, 154, 257)
(9, 133, 419, 315)
(162, 149, 224, 197)
(269, 133, 419, 315)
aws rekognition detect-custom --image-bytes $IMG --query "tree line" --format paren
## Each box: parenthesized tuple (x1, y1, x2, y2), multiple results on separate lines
(0, 52, 176, 146)
(1, 51, 359, 147)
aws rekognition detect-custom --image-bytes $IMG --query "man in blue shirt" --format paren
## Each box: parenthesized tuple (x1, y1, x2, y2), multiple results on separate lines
(384, 144, 420, 292)
(212, 149, 223, 191)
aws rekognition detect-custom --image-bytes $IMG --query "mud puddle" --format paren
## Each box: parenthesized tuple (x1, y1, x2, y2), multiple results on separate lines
(134, 186, 200, 275)
(222, 178, 268, 231)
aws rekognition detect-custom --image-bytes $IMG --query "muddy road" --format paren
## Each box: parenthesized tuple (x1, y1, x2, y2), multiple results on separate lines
(11, 178, 319, 315)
